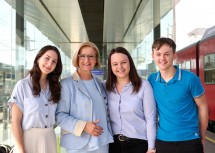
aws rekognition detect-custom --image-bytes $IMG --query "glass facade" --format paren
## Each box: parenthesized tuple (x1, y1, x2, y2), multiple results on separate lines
(0, 0, 72, 146)
(1, 0, 215, 150)
(0, 0, 16, 145)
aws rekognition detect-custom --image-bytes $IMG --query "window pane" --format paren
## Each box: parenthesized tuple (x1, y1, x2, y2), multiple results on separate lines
(204, 53, 215, 83)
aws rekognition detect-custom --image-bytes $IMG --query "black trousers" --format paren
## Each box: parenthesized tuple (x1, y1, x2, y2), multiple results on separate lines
(156, 138, 203, 153)
(109, 135, 148, 153)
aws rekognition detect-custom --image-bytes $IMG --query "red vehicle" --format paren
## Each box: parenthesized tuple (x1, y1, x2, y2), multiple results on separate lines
(175, 26, 215, 132)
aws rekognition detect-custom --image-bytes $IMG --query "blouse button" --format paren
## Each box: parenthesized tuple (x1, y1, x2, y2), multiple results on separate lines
(45, 115, 48, 118)
(104, 97, 106, 99)
(45, 126, 47, 128)
(45, 104, 48, 106)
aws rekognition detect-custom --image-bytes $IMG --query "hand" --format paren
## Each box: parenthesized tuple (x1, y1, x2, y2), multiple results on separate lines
(201, 139, 206, 153)
(146, 148, 156, 153)
(15, 146, 26, 153)
(84, 119, 103, 136)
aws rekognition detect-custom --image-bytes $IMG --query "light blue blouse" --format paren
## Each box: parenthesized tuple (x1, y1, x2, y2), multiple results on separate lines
(81, 79, 112, 151)
(105, 79, 156, 149)
(8, 75, 57, 130)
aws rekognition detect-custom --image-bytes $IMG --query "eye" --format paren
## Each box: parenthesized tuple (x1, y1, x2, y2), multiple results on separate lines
(88, 55, 96, 60)
(88, 55, 94, 59)
(78, 54, 86, 59)
(52, 60, 57, 64)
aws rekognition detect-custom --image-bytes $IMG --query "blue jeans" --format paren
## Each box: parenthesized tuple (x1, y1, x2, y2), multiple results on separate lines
(156, 138, 203, 153)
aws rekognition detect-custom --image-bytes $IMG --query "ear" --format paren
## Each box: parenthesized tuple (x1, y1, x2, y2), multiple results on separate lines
(173, 52, 176, 60)
(37, 57, 40, 63)
(152, 51, 155, 60)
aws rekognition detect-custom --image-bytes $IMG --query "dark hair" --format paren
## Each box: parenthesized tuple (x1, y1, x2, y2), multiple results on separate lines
(29, 45, 63, 103)
(106, 47, 141, 93)
(152, 37, 176, 53)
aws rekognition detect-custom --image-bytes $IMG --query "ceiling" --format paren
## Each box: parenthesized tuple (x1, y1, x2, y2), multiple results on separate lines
(8, 0, 172, 58)
(35, 0, 146, 57)
(29, 0, 151, 55)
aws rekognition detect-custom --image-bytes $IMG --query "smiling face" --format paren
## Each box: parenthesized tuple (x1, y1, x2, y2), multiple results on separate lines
(110, 53, 130, 80)
(37, 50, 58, 76)
(152, 44, 176, 72)
(78, 46, 97, 73)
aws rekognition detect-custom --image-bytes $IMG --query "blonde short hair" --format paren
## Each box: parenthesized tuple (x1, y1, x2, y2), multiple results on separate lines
(72, 42, 101, 68)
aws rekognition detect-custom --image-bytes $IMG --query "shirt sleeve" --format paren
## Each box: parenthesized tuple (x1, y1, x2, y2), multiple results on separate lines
(142, 80, 157, 149)
(7, 80, 25, 112)
(74, 120, 87, 136)
(189, 73, 204, 98)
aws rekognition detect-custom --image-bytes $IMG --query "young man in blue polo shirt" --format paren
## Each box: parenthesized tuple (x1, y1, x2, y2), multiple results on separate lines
(148, 37, 209, 153)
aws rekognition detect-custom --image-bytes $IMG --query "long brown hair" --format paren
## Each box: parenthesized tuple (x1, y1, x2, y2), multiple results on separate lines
(106, 47, 141, 93)
(29, 45, 62, 103)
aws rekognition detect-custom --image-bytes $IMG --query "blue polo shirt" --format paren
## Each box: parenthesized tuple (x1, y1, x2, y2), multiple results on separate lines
(148, 66, 204, 141)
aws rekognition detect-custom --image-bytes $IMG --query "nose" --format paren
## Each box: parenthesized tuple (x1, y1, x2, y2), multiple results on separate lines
(47, 60, 53, 67)
(160, 54, 165, 60)
(118, 63, 123, 68)
(83, 56, 90, 61)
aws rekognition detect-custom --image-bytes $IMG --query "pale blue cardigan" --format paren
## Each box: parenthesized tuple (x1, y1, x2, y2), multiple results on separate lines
(56, 71, 113, 150)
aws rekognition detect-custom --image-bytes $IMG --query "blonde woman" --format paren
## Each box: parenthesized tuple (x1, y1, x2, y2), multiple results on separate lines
(56, 42, 113, 153)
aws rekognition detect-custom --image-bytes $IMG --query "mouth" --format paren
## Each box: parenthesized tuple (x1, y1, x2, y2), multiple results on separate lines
(117, 69, 125, 73)
(43, 65, 52, 71)
(159, 61, 167, 65)
(84, 63, 90, 66)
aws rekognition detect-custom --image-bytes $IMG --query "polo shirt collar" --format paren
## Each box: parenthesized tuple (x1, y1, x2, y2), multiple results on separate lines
(155, 65, 181, 83)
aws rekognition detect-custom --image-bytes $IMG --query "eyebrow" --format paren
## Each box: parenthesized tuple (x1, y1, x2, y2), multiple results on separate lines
(112, 59, 128, 63)
(155, 50, 172, 53)
(45, 55, 58, 61)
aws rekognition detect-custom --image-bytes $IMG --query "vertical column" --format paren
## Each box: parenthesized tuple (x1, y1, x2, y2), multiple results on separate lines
(153, 0, 160, 40)
(172, 0, 176, 41)
(15, 0, 25, 81)
(148, 0, 160, 73)
(101, 45, 107, 80)
(16, 0, 24, 46)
